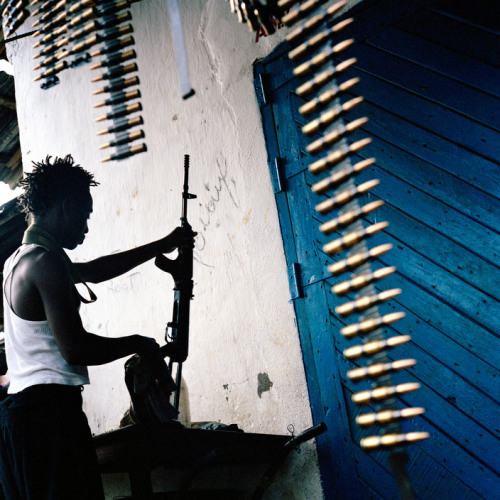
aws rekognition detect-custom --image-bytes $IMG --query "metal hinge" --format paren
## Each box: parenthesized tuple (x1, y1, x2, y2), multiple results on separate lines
(272, 157, 286, 193)
(254, 73, 268, 107)
(289, 262, 303, 300)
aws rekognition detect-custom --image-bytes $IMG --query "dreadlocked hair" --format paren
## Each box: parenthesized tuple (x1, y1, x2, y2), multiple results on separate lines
(18, 155, 99, 219)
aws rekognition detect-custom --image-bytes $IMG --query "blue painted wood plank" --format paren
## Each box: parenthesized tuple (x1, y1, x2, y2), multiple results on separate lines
(300, 281, 363, 499)
(352, 42, 500, 130)
(328, 311, 500, 499)
(367, 27, 500, 98)
(344, 99, 500, 198)
(349, 68, 499, 162)
(396, 7, 500, 67)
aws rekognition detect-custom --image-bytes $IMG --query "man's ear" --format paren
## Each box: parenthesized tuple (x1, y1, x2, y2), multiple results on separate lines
(60, 196, 75, 219)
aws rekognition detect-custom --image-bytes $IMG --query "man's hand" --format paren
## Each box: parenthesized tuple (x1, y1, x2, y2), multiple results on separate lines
(158, 226, 197, 254)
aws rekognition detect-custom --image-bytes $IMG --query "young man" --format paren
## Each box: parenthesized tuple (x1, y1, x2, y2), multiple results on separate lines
(0, 155, 194, 500)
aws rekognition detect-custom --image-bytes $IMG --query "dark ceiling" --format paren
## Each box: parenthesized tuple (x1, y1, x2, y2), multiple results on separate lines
(0, 28, 22, 190)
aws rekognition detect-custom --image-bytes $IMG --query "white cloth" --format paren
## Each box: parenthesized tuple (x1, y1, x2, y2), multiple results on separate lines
(2, 244, 89, 394)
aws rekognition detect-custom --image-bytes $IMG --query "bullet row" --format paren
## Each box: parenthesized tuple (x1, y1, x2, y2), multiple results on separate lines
(225, 0, 428, 454)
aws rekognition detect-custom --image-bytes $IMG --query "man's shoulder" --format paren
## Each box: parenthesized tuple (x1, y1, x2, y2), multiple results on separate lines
(17, 246, 69, 281)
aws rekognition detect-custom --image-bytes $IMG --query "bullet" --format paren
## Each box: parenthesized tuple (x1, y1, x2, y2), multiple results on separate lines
(297, 58, 356, 97)
(286, 1, 347, 44)
(360, 432, 429, 450)
(33, 37, 69, 59)
(69, 7, 97, 28)
(323, 221, 388, 256)
(31, 0, 51, 16)
(332, 266, 396, 296)
(282, 0, 329, 27)
(90, 35, 134, 57)
(307, 117, 368, 156)
(315, 178, 379, 215)
(32, 10, 67, 34)
(303, 96, 363, 136)
(92, 75, 139, 95)
(99, 23, 134, 43)
(319, 199, 383, 235)
(96, 115, 143, 135)
(90, 49, 136, 69)
(337, 286, 401, 319)
(348, 358, 416, 382)
(300, 77, 359, 116)
(99, 129, 144, 149)
(328, 244, 392, 277)
(32, 24, 68, 47)
(341, 311, 405, 339)
(100, 143, 147, 162)
(98, 0, 130, 16)
(355, 406, 424, 426)
(289, 18, 353, 61)
(33, 52, 62, 70)
(93, 88, 140, 108)
(34, 0, 65, 25)
(68, 0, 96, 14)
(65, 34, 101, 55)
(352, 382, 420, 405)
(313, 157, 375, 196)
(343, 334, 411, 361)
(3, 0, 27, 17)
(294, 39, 355, 77)
(95, 101, 141, 122)
(91, 62, 137, 82)
(33, 60, 68, 81)
(309, 138, 372, 175)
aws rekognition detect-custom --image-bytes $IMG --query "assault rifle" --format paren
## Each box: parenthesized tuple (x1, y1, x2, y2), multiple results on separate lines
(155, 154, 196, 411)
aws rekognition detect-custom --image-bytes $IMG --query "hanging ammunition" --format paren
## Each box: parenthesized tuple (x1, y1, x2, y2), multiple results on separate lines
(332, 266, 396, 296)
(296, 58, 356, 97)
(328, 244, 392, 276)
(90, 35, 135, 57)
(96, 115, 143, 135)
(356, 406, 424, 426)
(100, 143, 147, 163)
(90, 49, 136, 70)
(322, 221, 388, 256)
(91, 62, 138, 83)
(95, 102, 142, 122)
(294, 38, 354, 76)
(286, 1, 347, 43)
(347, 358, 416, 382)
(299, 77, 359, 116)
(312, 158, 376, 196)
(309, 138, 372, 175)
(98, 129, 144, 149)
(315, 178, 378, 215)
(360, 432, 429, 450)
(33, 60, 68, 81)
(336, 288, 401, 317)
(319, 199, 382, 234)
(289, 18, 353, 61)
(340, 312, 405, 339)
(352, 382, 420, 405)
(343, 335, 411, 360)
(302, 96, 363, 136)
(93, 88, 140, 108)
(282, 0, 329, 26)
(92, 75, 140, 95)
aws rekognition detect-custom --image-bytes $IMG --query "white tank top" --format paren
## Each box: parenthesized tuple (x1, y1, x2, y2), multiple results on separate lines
(2, 244, 89, 394)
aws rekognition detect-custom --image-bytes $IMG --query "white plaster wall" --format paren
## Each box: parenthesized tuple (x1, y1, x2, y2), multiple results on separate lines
(4, 1, 359, 497)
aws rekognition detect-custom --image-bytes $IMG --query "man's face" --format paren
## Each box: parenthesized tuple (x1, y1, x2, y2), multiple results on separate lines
(64, 192, 93, 249)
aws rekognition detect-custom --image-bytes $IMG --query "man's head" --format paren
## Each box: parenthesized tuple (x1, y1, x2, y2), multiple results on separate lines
(18, 155, 98, 248)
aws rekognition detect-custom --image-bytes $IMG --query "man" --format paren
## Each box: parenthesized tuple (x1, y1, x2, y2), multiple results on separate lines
(0, 155, 194, 500)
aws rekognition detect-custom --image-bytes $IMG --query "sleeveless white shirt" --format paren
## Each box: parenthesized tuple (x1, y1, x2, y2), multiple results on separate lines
(2, 244, 89, 394)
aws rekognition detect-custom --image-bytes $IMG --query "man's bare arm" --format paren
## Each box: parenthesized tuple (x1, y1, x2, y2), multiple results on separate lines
(74, 227, 195, 284)
(33, 251, 160, 366)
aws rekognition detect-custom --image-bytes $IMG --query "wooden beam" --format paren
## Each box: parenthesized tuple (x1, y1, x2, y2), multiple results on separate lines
(0, 95, 16, 110)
